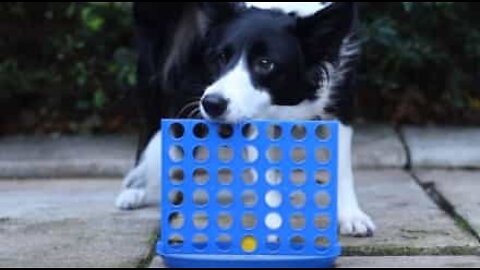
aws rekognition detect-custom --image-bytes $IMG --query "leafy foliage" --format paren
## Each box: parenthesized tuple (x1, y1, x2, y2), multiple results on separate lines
(1, 3, 479, 134)
(357, 2, 480, 124)
(0, 3, 136, 134)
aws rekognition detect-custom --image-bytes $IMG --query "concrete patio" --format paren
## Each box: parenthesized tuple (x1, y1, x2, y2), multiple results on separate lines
(1, 125, 479, 267)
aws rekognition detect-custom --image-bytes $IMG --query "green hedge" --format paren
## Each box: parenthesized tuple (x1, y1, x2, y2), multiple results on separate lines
(1, 3, 479, 134)
(0, 3, 135, 134)
(358, 2, 480, 125)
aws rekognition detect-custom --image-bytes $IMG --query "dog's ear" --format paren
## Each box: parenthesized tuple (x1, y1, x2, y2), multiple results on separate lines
(295, 2, 356, 65)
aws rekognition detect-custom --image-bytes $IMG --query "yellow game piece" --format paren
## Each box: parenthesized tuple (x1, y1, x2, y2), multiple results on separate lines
(241, 236, 257, 252)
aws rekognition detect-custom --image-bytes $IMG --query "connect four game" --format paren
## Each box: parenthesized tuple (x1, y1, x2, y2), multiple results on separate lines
(157, 119, 340, 268)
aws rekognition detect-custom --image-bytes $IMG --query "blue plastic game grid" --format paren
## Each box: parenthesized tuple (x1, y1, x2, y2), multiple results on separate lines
(157, 119, 341, 268)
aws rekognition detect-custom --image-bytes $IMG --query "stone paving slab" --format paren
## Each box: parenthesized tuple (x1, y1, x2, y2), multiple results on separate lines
(337, 256, 480, 268)
(415, 170, 480, 238)
(0, 180, 159, 268)
(353, 125, 407, 169)
(0, 135, 136, 178)
(403, 126, 480, 169)
(340, 170, 478, 255)
(149, 256, 166, 268)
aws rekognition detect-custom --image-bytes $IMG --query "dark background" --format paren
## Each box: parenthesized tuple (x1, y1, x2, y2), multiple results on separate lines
(1, 2, 479, 135)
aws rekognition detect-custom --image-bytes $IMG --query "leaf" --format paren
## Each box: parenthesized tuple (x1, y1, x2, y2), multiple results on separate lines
(93, 89, 106, 109)
(81, 6, 105, 32)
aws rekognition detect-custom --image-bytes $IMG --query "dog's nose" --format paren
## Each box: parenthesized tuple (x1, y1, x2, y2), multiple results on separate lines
(201, 94, 228, 118)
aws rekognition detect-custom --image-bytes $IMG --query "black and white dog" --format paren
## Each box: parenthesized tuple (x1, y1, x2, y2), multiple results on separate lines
(116, 2, 375, 237)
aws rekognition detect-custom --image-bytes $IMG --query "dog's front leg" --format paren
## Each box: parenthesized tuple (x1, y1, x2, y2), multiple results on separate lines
(338, 123, 376, 236)
(116, 131, 162, 210)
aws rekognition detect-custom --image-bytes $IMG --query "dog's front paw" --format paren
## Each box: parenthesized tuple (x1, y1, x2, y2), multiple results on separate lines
(115, 188, 147, 210)
(339, 207, 376, 237)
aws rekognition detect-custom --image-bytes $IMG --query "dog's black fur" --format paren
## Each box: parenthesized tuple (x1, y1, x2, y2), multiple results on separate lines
(118, 3, 375, 237)
(133, 2, 360, 160)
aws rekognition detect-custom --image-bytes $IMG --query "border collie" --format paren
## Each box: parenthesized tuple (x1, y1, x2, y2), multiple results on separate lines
(116, 2, 375, 237)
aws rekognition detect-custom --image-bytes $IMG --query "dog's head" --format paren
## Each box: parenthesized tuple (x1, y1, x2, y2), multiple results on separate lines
(199, 3, 356, 122)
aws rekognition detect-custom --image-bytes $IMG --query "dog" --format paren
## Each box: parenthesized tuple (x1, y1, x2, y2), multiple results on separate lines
(116, 2, 375, 237)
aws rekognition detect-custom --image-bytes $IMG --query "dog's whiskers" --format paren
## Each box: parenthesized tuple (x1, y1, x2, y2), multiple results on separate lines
(176, 100, 201, 117)
(187, 108, 201, 118)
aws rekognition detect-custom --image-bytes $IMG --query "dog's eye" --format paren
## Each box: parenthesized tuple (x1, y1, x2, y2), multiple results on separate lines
(254, 58, 275, 75)
(217, 52, 229, 66)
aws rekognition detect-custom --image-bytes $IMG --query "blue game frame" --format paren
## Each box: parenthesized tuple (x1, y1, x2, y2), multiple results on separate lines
(157, 119, 341, 268)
